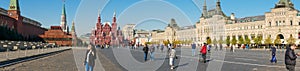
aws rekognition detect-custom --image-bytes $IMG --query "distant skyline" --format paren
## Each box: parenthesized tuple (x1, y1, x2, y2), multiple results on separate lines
(0, 0, 300, 36)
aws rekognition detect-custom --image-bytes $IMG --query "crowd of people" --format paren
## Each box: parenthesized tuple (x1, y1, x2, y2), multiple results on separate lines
(84, 41, 300, 71)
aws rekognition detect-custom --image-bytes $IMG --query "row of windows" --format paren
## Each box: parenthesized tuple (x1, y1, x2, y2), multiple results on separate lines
(269, 20, 300, 26)
(226, 33, 300, 39)
(228, 25, 263, 31)
(274, 12, 286, 16)
(225, 21, 300, 31)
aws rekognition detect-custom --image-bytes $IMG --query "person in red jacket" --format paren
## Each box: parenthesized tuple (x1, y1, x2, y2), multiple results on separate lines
(200, 43, 207, 63)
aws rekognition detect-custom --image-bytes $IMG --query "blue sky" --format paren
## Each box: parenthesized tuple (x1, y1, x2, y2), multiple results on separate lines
(0, 0, 299, 36)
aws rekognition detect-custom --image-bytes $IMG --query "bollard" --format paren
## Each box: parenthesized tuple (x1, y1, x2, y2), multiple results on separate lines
(18, 48, 20, 58)
(42, 47, 44, 53)
(25, 48, 27, 56)
(38, 47, 40, 54)
(6, 47, 9, 60)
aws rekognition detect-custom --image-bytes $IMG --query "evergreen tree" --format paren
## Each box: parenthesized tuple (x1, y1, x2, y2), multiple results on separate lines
(231, 36, 237, 45)
(265, 35, 272, 47)
(238, 36, 245, 44)
(287, 34, 296, 45)
(207, 37, 212, 44)
(245, 35, 251, 45)
(226, 36, 230, 45)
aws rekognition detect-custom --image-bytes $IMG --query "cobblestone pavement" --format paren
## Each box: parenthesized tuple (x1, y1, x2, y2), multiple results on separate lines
(98, 46, 300, 71)
(0, 49, 77, 71)
(0, 48, 69, 62)
(2, 46, 300, 71)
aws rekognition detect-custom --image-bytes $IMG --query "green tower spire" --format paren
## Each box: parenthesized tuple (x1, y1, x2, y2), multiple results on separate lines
(9, 0, 20, 11)
(275, 0, 294, 9)
(61, 1, 67, 32)
(62, 3, 66, 17)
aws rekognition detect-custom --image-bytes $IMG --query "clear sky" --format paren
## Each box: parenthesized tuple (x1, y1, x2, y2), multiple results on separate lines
(0, 0, 299, 36)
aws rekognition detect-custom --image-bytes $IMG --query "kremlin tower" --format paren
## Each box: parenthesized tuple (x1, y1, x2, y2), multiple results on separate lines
(60, 1, 68, 33)
(39, 1, 73, 46)
(71, 21, 78, 46)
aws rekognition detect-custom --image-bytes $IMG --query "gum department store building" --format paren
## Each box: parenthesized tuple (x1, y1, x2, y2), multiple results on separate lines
(151, 0, 300, 45)
(198, 0, 300, 44)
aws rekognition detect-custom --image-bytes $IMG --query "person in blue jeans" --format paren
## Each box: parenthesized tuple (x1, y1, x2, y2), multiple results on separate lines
(143, 44, 149, 61)
(270, 45, 277, 63)
(149, 44, 155, 61)
(83, 44, 96, 71)
(191, 43, 196, 56)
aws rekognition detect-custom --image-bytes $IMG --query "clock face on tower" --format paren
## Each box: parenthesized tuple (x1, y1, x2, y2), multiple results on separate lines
(10, 6, 15, 9)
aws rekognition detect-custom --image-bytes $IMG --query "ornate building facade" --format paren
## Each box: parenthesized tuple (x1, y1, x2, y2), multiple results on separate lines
(151, 0, 300, 45)
(121, 24, 135, 40)
(196, 0, 228, 44)
(151, 19, 197, 44)
(196, 0, 300, 44)
(90, 11, 123, 47)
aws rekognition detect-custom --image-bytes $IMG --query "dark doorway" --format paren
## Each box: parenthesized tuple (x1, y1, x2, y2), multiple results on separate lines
(277, 34, 284, 39)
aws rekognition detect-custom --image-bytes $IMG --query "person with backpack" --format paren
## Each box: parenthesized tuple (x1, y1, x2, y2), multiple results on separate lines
(200, 43, 207, 63)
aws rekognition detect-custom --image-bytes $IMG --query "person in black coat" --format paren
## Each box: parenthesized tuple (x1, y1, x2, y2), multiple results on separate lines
(83, 44, 97, 71)
(143, 44, 149, 61)
(285, 44, 298, 71)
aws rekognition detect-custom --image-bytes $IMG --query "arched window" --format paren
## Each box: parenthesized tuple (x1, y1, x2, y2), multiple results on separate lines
(298, 32, 300, 39)
(279, 21, 281, 26)
(269, 22, 271, 26)
(290, 20, 293, 26)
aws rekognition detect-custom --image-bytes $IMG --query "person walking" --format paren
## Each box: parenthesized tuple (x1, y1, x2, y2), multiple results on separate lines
(160, 43, 164, 52)
(83, 44, 97, 71)
(168, 43, 171, 53)
(149, 44, 155, 61)
(270, 44, 277, 63)
(219, 43, 223, 51)
(191, 42, 196, 56)
(143, 44, 149, 61)
(207, 44, 211, 53)
(200, 43, 207, 63)
(169, 47, 177, 69)
(230, 45, 233, 52)
(214, 44, 218, 51)
(285, 44, 299, 71)
(232, 44, 236, 52)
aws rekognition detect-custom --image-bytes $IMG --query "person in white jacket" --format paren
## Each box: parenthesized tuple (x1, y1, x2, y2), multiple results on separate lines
(169, 47, 176, 69)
